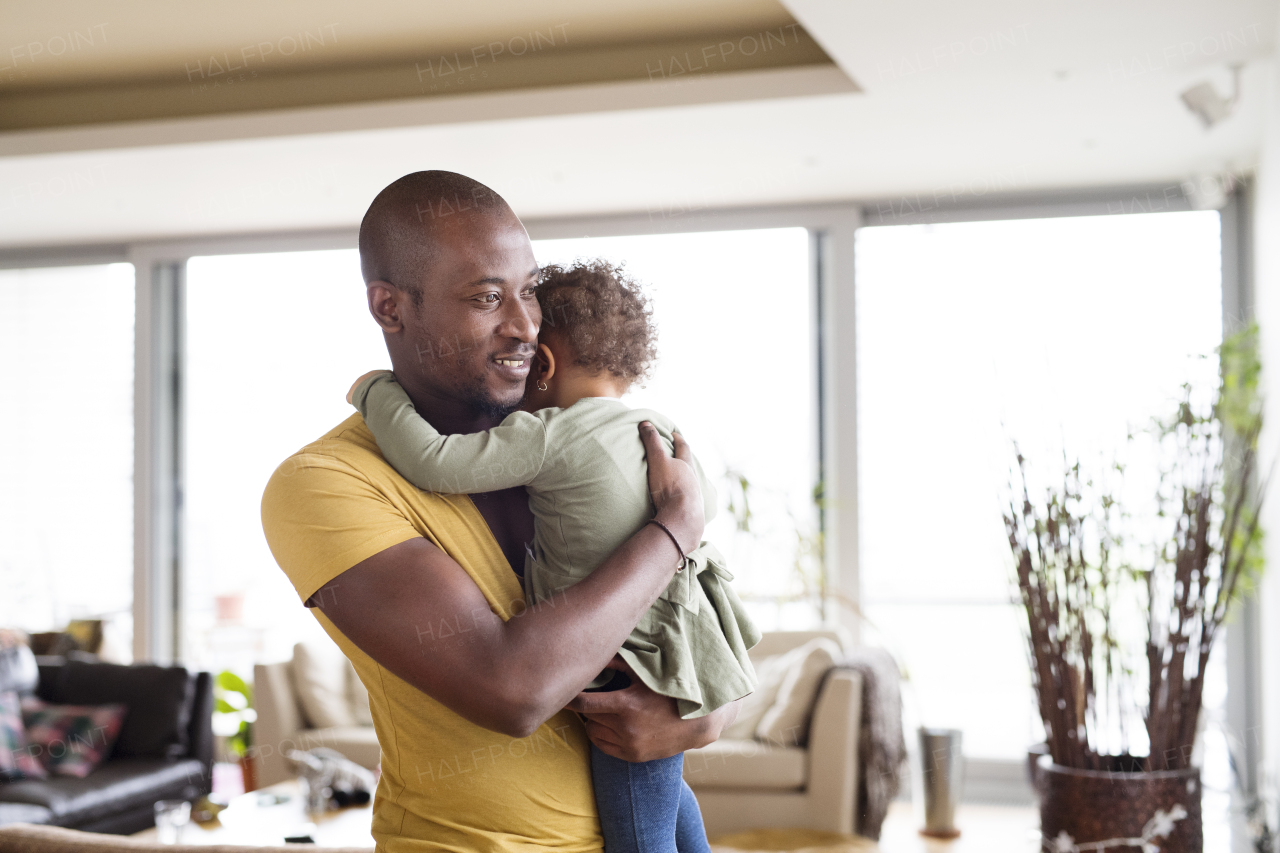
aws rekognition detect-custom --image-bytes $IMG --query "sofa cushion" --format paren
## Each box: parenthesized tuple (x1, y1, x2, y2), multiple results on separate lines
(299, 727, 381, 771)
(756, 639, 842, 747)
(0, 802, 53, 827)
(21, 699, 127, 778)
(0, 758, 204, 827)
(682, 739, 807, 790)
(0, 692, 45, 782)
(43, 663, 193, 759)
(721, 653, 793, 740)
(292, 644, 357, 730)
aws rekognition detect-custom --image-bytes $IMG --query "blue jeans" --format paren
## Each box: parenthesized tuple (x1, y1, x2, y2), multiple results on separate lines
(591, 745, 712, 853)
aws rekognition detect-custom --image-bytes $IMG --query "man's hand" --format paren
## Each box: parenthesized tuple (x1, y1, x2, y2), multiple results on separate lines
(566, 658, 740, 762)
(641, 423, 704, 554)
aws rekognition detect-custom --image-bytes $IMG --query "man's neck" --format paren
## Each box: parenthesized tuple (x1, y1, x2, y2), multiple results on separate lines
(396, 373, 508, 436)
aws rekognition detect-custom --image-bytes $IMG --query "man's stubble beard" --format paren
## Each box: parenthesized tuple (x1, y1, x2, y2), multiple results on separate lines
(460, 371, 524, 423)
(413, 320, 524, 424)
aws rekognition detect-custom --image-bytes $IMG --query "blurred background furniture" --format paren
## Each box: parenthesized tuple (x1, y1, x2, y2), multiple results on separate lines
(253, 643, 378, 788)
(131, 778, 375, 848)
(24, 620, 131, 665)
(0, 820, 374, 853)
(0, 658, 212, 833)
(256, 634, 901, 839)
(683, 630, 894, 839)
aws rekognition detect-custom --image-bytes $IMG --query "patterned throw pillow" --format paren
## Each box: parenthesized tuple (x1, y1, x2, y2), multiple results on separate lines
(20, 697, 127, 778)
(0, 691, 45, 781)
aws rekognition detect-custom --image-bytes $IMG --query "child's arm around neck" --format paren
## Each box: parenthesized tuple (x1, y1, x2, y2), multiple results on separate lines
(351, 371, 550, 494)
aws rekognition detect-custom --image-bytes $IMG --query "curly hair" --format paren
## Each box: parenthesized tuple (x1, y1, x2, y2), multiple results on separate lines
(537, 259, 658, 384)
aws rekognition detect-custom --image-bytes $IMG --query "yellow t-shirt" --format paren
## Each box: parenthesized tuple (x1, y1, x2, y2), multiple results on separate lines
(261, 414, 603, 853)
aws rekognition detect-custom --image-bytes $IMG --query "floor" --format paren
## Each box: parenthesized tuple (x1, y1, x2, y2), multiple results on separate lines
(204, 765, 1241, 852)
(875, 791, 1242, 852)
(876, 801, 1041, 853)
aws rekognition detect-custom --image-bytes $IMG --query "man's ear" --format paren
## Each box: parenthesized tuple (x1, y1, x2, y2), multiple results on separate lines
(367, 281, 404, 333)
(537, 343, 556, 381)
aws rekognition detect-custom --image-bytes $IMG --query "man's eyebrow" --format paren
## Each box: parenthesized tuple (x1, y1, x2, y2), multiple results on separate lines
(461, 267, 540, 289)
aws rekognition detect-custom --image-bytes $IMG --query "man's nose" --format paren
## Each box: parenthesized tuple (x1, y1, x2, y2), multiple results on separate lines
(498, 297, 539, 343)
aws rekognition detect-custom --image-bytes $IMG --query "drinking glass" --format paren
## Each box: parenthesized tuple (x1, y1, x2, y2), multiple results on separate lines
(154, 799, 191, 844)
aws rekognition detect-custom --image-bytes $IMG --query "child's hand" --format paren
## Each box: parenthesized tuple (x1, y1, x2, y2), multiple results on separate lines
(347, 370, 392, 405)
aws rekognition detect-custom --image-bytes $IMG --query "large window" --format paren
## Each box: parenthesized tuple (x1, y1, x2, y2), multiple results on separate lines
(855, 211, 1223, 760)
(183, 249, 389, 673)
(533, 228, 819, 629)
(0, 263, 135, 657)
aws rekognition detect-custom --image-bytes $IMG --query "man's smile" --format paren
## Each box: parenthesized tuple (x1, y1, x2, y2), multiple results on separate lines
(491, 352, 534, 378)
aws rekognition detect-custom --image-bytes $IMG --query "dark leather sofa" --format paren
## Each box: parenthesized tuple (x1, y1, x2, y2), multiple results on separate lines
(0, 658, 212, 834)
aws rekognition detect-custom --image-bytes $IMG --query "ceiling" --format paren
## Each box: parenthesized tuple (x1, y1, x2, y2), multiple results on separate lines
(0, 0, 1274, 250)
(0, 0, 832, 130)
(2, 0, 799, 87)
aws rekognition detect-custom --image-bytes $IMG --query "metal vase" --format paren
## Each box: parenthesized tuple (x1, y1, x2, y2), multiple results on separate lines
(918, 727, 964, 839)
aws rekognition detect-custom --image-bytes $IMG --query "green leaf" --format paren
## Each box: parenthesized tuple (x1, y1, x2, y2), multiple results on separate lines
(216, 670, 249, 694)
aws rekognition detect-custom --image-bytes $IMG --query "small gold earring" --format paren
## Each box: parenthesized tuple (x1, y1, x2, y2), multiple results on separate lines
(536, 380, 548, 392)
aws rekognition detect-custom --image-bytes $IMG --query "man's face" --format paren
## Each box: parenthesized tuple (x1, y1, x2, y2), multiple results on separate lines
(399, 209, 541, 419)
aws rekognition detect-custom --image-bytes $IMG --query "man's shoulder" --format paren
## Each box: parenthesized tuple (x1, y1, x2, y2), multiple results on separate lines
(269, 413, 384, 482)
(261, 413, 436, 602)
(262, 413, 412, 523)
(262, 412, 466, 524)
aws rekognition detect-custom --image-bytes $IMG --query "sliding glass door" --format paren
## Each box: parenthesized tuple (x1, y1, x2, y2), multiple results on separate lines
(0, 263, 136, 658)
(855, 210, 1224, 762)
(182, 249, 388, 673)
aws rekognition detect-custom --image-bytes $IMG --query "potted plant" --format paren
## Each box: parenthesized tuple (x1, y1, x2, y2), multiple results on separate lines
(1005, 326, 1265, 853)
(213, 670, 257, 792)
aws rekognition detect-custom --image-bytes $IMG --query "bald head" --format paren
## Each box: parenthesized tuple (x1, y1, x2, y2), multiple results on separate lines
(359, 171, 513, 304)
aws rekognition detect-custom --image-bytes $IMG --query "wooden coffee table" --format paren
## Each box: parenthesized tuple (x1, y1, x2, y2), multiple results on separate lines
(132, 781, 374, 848)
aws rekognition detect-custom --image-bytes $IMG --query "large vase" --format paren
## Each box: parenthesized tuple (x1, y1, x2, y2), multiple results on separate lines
(1032, 754, 1202, 852)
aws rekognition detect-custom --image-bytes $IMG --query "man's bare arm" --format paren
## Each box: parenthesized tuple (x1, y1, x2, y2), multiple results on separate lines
(311, 424, 702, 739)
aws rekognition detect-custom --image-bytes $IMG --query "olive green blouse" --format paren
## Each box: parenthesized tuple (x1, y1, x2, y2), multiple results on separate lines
(351, 372, 759, 720)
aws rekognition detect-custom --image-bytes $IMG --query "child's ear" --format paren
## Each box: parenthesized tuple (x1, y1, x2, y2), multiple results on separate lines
(537, 343, 556, 381)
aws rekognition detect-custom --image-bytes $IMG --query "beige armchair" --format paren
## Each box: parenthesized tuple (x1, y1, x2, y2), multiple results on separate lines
(253, 644, 380, 788)
(682, 630, 862, 837)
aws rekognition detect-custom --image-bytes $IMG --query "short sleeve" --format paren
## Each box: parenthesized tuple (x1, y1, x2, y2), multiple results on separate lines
(261, 452, 421, 603)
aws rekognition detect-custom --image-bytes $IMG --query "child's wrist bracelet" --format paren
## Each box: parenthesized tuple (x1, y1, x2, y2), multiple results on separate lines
(646, 518, 688, 572)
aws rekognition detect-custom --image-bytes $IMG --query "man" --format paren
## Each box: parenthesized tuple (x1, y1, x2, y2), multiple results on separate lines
(262, 170, 739, 852)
